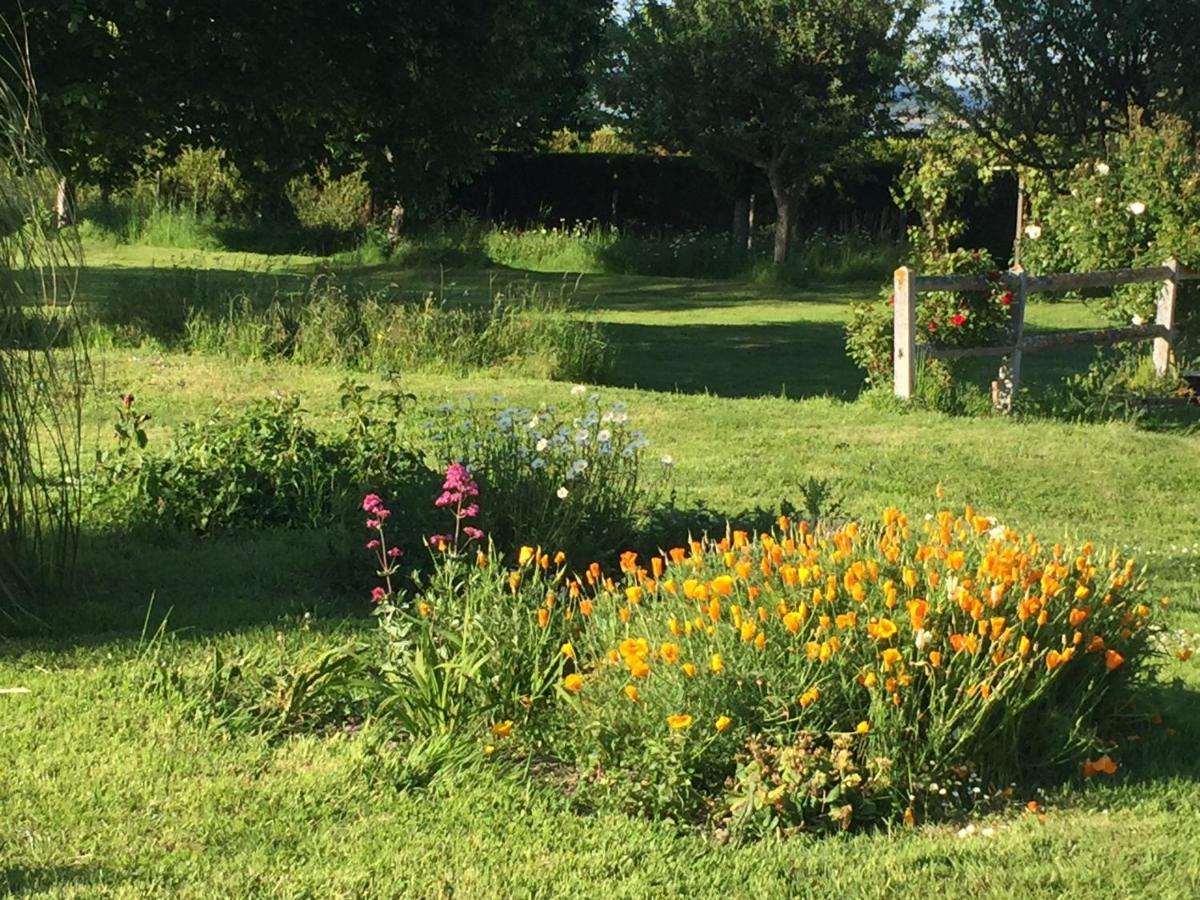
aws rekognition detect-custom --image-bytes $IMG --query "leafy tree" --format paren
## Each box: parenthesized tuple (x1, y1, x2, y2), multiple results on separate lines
(930, 0, 1200, 178)
(9, 1, 611, 219)
(615, 0, 920, 262)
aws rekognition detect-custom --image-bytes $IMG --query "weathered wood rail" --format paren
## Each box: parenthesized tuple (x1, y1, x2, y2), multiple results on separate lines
(892, 259, 1196, 411)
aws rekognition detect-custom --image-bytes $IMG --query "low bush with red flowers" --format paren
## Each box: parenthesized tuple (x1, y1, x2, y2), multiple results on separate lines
(845, 247, 1014, 397)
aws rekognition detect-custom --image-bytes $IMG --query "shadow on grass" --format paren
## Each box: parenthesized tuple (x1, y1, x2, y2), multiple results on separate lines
(1117, 678, 1200, 785)
(1, 863, 112, 894)
(603, 320, 862, 399)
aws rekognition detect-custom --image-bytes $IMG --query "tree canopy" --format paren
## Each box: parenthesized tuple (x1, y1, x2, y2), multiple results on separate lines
(9, 1, 611, 209)
(614, 0, 920, 261)
(930, 0, 1200, 177)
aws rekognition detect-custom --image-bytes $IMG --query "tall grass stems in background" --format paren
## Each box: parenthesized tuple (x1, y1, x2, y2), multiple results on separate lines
(90, 273, 611, 383)
(0, 31, 87, 625)
(482, 218, 904, 283)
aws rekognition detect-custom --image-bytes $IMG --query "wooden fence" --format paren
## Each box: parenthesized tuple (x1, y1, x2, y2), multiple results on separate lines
(892, 258, 1196, 411)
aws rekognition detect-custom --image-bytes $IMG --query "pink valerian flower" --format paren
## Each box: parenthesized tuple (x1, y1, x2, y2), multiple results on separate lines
(431, 462, 485, 551)
(443, 462, 480, 498)
(363, 493, 402, 607)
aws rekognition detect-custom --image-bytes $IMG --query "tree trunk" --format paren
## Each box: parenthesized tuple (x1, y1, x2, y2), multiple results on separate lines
(731, 195, 750, 252)
(766, 167, 791, 265)
(746, 193, 756, 251)
(1012, 172, 1026, 267)
(54, 176, 72, 228)
(386, 201, 405, 244)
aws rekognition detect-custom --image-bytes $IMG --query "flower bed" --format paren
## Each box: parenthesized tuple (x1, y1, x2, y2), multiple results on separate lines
(365, 481, 1161, 838)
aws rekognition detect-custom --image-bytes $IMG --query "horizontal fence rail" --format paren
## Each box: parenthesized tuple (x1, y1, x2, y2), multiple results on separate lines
(893, 259, 1190, 411)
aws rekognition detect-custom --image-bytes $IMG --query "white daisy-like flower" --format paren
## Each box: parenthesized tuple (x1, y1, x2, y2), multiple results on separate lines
(1023, 223, 1042, 239)
(1128, 201, 1146, 215)
(570, 385, 587, 396)
(660, 454, 674, 466)
(535, 438, 549, 452)
(556, 486, 569, 499)
(1095, 161, 1110, 176)
(1131, 314, 1145, 326)
(597, 428, 611, 443)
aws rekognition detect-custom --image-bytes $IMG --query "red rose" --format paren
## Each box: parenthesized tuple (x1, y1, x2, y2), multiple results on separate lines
(949, 313, 967, 327)
(887, 293, 895, 306)
(1000, 291, 1013, 306)
(927, 321, 938, 332)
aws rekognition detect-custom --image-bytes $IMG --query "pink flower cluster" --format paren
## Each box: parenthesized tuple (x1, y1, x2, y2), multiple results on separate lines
(363, 493, 402, 604)
(430, 462, 485, 550)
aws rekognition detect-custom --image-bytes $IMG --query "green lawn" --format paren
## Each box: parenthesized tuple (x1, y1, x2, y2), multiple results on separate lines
(4, 243, 1200, 897)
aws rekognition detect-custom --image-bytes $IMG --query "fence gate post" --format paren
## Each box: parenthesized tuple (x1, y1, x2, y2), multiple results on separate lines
(996, 267, 1028, 414)
(893, 266, 916, 400)
(1155, 258, 1179, 377)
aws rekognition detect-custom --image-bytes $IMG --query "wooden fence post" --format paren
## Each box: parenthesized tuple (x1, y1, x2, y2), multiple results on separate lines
(1154, 258, 1179, 377)
(893, 266, 916, 400)
(996, 267, 1028, 414)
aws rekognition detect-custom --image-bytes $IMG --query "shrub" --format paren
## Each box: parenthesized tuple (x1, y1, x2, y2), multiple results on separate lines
(160, 146, 248, 220)
(1020, 112, 1200, 376)
(92, 383, 429, 536)
(285, 164, 371, 245)
(424, 388, 667, 559)
(845, 247, 1013, 404)
(547, 507, 1159, 830)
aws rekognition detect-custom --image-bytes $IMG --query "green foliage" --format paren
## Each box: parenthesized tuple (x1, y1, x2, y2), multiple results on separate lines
(285, 164, 370, 244)
(845, 248, 1013, 399)
(618, 0, 920, 261)
(484, 221, 903, 282)
(91, 384, 428, 536)
(716, 733, 892, 840)
(161, 145, 248, 219)
(890, 128, 1004, 261)
(23, 2, 610, 210)
(89, 274, 612, 384)
(151, 639, 375, 738)
(425, 390, 665, 559)
(931, 0, 1200, 175)
(1022, 115, 1200, 324)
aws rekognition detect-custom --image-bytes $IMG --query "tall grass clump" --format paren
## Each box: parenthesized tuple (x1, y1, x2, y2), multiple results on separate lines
(176, 276, 610, 382)
(0, 32, 86, 624)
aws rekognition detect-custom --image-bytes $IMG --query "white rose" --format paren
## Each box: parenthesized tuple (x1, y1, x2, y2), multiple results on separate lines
(1128, 201, 1146, 216)
(1095, 161, 1110, 176)
(1023, 223, 1042, 240)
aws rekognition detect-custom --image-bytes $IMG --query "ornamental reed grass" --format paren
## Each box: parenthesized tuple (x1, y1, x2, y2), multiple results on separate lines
(531, 507, 1161, 833)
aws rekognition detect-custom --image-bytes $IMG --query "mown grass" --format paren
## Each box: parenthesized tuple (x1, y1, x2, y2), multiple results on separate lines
(3, 243, 1199, 897)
